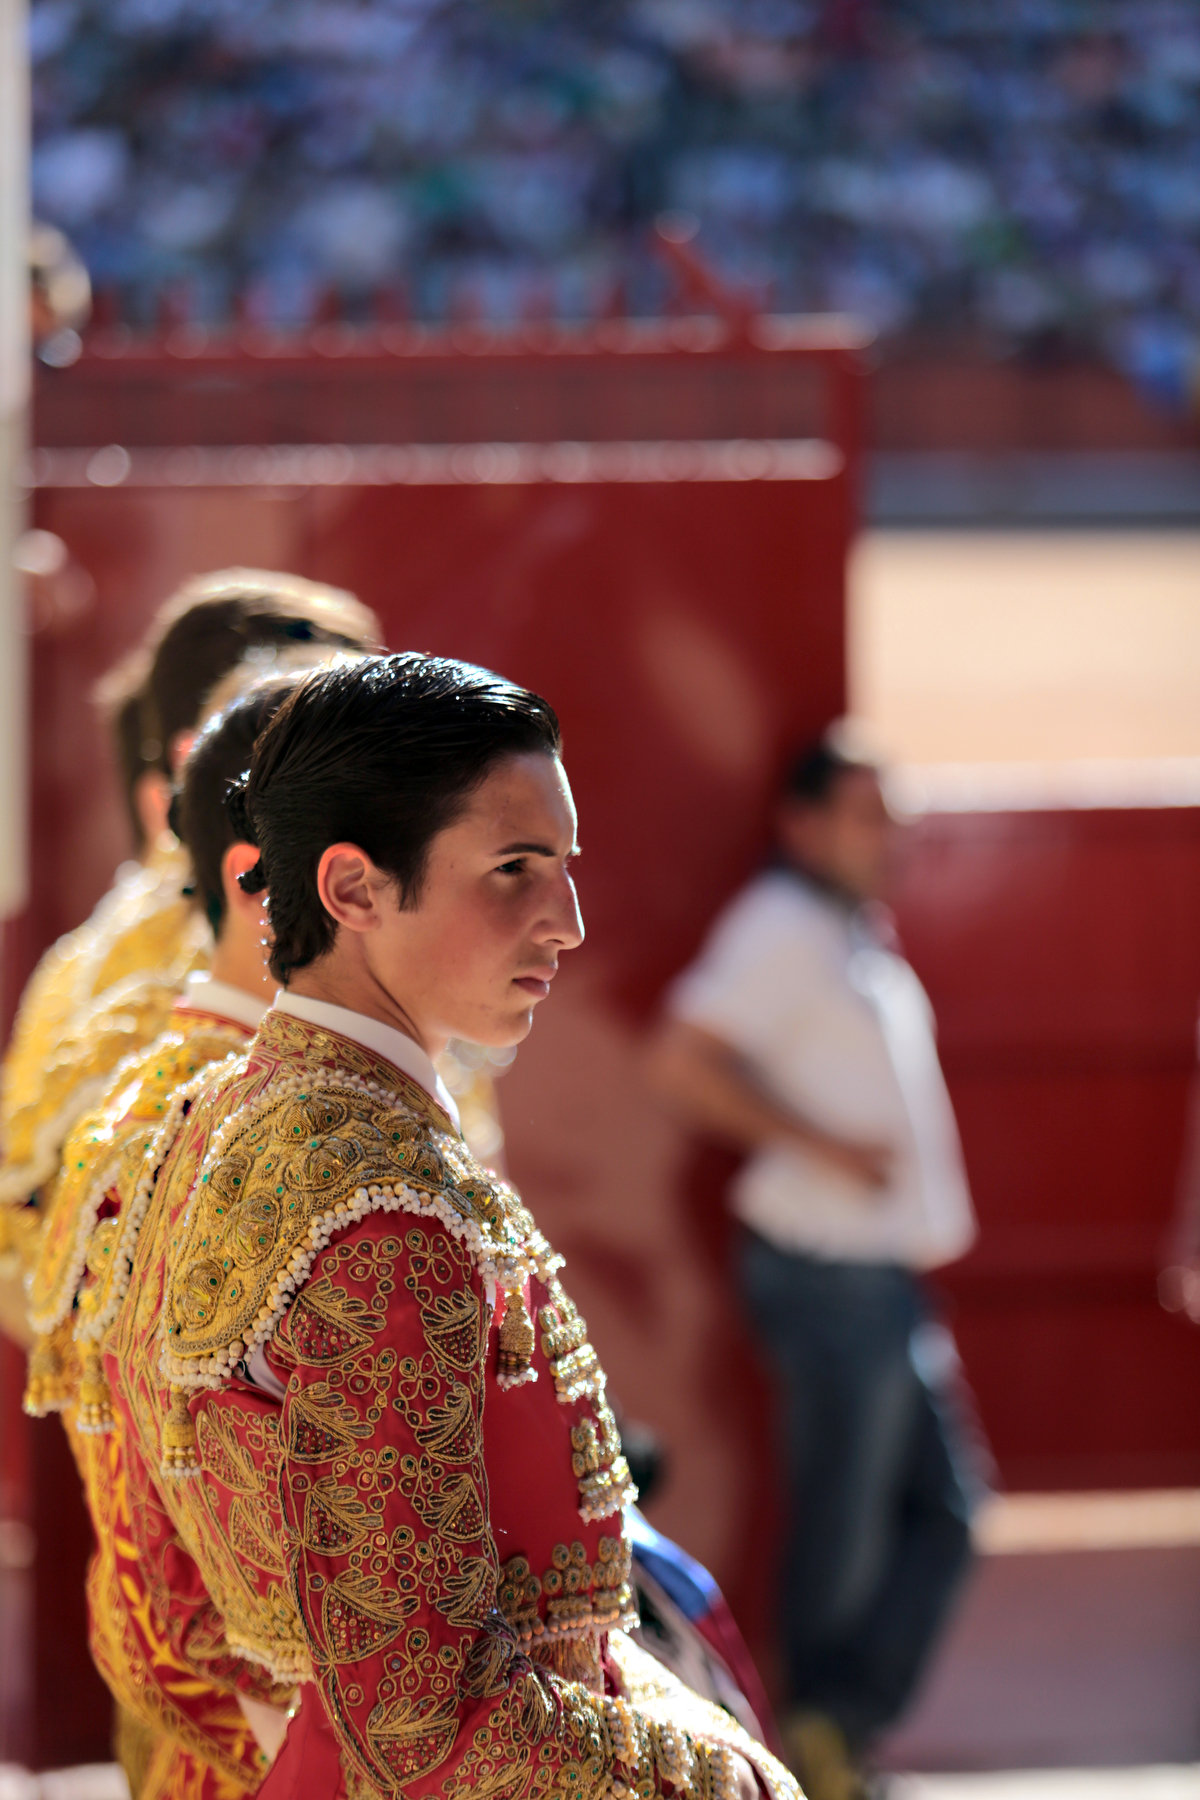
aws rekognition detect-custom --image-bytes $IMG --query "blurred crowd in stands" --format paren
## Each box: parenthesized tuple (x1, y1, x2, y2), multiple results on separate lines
(28, 0, 1200, 399)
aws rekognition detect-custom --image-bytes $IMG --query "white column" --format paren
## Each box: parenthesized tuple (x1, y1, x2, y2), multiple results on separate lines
(0, 0, 28, 929)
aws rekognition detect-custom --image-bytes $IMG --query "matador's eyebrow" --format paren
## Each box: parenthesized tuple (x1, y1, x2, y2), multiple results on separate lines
(496, 842, 581, 858)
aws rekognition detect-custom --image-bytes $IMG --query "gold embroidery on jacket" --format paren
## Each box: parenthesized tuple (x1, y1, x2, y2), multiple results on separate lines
(26, 1015, 249, 1407)
(161, 1069, 539, 1388)
(539, 1279, 636, 1525)
(497, 1534, 637, 1681)
(107, 1010, 802, 1800)
(0, 838, 207, 1215)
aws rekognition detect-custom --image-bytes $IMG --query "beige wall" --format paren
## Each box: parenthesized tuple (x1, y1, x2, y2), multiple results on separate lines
(850, 530, 1200, 771)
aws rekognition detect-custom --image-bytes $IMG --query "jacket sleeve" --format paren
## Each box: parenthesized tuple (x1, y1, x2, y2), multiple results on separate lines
(74, 1406, 273, 1788)
(268, 1211, 781, 1800)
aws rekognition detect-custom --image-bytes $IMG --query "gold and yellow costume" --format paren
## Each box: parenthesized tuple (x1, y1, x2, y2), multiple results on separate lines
(0, 839, 208, 1232)
(103, 1008, 799, 1800)
(0, 833, 534, 1797)
(24, 997, 288, 1799)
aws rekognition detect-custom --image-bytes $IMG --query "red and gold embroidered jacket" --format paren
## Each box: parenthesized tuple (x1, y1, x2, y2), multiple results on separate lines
(106, 1010, 800, 1800)
(27, 1000, 284, 1800)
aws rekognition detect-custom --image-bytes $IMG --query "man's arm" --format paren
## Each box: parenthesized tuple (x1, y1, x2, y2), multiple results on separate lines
(646, 1018, 892, 1191)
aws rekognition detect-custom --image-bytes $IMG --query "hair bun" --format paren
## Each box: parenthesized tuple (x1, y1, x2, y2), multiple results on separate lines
(237, 856, 268, 896)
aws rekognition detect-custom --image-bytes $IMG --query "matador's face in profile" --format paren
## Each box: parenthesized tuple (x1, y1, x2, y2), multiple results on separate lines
(348, 749, 585, 1054)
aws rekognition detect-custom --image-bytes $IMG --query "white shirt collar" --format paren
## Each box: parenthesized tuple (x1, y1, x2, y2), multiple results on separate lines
(271, 990, 461, 1132)
(179, 971, 268, 1034)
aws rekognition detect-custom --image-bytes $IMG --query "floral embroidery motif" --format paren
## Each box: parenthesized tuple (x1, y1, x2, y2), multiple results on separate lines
(107, 1009, 802, 1800)
(161, 1067, 540, 1390)
(24, 1014, 248, 1422)
(67, 1398, 270, 1794)
(16, 997, 280, 1794)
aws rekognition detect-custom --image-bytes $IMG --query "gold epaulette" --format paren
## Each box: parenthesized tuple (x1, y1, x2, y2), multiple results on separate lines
(22, 1016, 251, 1419)
(77, 838, 204, 1004)
(89, 888, 207, 1001)
(0, 837, 209, 1213)
(0, 977, 185, 1210)
(161, 1075, 543, 1396)
(1, 923, 106, 1178)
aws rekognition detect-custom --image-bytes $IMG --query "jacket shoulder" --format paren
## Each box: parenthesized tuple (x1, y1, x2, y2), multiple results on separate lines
(162, 1075, 534, 1390)
(29, 1016, 250, 1340)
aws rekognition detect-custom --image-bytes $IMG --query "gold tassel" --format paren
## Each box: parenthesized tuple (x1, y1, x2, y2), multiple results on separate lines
(497, 1285, 536, 1389)
(24, 1330, 69, 1416)
(533, 1635, 605, 1693)
(161, 1384, 199, 1477)
(77, 1344, 115, 1434)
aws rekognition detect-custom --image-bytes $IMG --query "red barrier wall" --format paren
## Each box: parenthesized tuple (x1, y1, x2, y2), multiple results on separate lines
(9, 443, 848, 1757)
(8, 325, 1197, 1750)
(16, 475, 1200, 1730)
(894, 805, 1200, 1492)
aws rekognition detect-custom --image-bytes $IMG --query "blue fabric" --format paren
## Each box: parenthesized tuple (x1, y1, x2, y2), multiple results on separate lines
(626, 1505, 719, 1622)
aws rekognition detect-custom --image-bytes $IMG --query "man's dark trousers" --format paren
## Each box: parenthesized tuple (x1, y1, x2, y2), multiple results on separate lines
(741, 1229, 978, 1750)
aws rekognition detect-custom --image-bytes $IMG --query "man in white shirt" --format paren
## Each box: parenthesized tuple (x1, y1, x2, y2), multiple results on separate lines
(649, 729, 981, 1800)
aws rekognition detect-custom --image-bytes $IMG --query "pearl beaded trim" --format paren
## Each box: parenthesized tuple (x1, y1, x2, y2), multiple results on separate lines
(160, 1068, 545, 1391)
(0, 964, 190, 1210)
(600, 1699, 744, 1800)
(496, 1365, 538, 1391)
(225, 1628, 313, 1687)
(29, 1135, 123, 1336)
(74, 1050, 245, 1349)
(25, 1019, 164, 1328)
(30, 1027, 245, 1338)
(578, 1474, 636, 1526)
(164, 1172, 540, 1390)
(2, 1069, 132, 1215)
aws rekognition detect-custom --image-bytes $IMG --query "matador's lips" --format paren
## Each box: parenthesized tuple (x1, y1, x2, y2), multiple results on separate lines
(512, 968, 557, 999)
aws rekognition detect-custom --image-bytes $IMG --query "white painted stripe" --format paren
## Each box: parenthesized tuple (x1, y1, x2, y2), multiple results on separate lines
(976, 1490, 1200, 1555)
(892, 759, 1200, 814)
(26, 437, 843, 489)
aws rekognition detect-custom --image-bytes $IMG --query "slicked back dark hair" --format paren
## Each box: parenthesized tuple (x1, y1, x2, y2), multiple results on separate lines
(110, 686, 154, 853)
(170, 677, 302, 938)
(100, 569, 381, 779)
(229, 653, 562, 983)
(784, 726, 880, 809)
